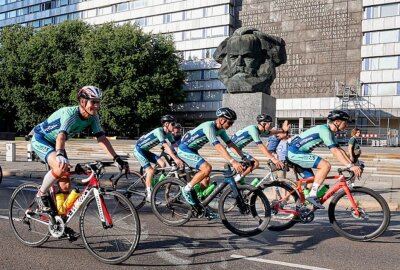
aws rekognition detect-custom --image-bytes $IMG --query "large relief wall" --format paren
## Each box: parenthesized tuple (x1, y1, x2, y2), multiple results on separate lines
(235, 0, 362, 98)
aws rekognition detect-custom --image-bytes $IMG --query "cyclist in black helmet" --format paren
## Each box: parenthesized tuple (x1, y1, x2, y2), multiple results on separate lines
(288, 110, 362, 209)
(133, 114, 184, 202)
(177, 107, 246, 205)
(227, 113, 290, 180)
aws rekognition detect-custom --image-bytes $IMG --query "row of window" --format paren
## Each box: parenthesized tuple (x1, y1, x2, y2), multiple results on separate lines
(363, 56, 400, 71)
(0, 0, 182, 7)
(363, 29, 400, 45)
(185, 90, 223, 102)
(181, 48, 216, 61)
(363, 83, 400, 96)
(186, 69, 219, 81)
(364, 3, 400, 19)
(183, 79, 225, 91)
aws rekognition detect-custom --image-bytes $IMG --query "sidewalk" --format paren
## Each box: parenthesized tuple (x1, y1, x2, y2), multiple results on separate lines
(1, 140, 399, 211)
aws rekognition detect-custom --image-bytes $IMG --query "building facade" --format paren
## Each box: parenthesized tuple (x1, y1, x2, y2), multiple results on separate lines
(1, 0, 399, 139)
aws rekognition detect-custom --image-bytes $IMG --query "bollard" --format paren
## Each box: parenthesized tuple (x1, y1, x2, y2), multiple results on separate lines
(6, 142, 16, 162)
(27, 143, 33, 161)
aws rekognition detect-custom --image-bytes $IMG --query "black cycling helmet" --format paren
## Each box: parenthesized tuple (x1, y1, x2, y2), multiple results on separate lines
(160, 114, 176, 124)
(327, 110, 350, 121)
(174, 123, 182, 129)
(256, 114, 273, 123)
(216, 107, 237, 120)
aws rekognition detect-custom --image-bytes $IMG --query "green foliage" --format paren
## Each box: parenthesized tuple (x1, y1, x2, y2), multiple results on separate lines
(0, 21, 185, 134)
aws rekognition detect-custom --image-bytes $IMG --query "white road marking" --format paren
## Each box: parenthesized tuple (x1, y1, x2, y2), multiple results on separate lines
(0, 215, 9, 220)
(230, 254, 332, 270)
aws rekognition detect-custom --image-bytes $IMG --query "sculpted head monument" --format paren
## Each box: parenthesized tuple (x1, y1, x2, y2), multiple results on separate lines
(213, 27, 287, 94)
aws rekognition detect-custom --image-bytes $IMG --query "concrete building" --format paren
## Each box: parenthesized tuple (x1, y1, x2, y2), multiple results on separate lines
(0, 0, 399, 143)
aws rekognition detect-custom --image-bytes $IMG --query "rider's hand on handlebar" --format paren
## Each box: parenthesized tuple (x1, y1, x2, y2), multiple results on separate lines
(174, 158, 184, 168)
(350, 165, 362, 177)
(232, 160, 244, 174)
(114, 155, 129, 171)
(272, 158, 284, 169)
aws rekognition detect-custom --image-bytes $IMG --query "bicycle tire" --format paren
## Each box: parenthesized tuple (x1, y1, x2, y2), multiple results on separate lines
(261, 181, 300, 232)
(219, 185, 271, 237)
(328, 186, 391, 241)
(80, 191, 141, 264)
(122, 171, 146, 210)
(0, 165, 2, 184)
(9, 182, 50, 247)
(151, 178, 192, 226)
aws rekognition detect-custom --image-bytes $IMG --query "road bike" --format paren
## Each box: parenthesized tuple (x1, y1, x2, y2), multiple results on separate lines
(260, 162, 390, 241)
(151, 163, 271, 237)
(9, 161, 141, 264)
(120, 146, 189, 210)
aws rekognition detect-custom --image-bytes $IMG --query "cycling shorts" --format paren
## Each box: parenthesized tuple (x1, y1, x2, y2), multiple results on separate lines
(226, 148, 253, 161)
(133, 146, 161, 170)
(287, 150, 322, 178)
(31, 132, 56, 163)
(177, 145, 205, 170)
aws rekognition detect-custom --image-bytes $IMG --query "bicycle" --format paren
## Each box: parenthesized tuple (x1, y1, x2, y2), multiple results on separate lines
(9, 161, 141, 264)
(260, 161, 391, 241)
(150, 163, 271, 237)
(121, 146, 189, 210)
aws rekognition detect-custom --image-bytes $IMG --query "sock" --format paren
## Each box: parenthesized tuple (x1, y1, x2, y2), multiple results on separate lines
(38, 170, 58, 196)
(146, 187, 151, 196)
(184, 183, 193, 192)
(309, 183, 320, 197)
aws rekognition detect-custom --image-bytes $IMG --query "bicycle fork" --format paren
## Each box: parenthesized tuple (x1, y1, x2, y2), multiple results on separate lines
(93, 189, 113, 229)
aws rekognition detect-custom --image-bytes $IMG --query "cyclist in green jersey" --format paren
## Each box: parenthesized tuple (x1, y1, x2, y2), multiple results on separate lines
(32, 86, 128, 212)
(133, 115, 184, 202)
(288, 110, 362, 209)
(178, 107, 246, 205)
(227, 114, 289, 179)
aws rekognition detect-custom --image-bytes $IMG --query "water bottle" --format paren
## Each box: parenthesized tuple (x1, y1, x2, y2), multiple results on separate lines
(56, 193, 66, 215)
(303, 188, 310, 196)
(250, 177, 260, 186)
(234, 174, 242, 183)
(158, 173, 166, 182)
(317, 185, 329, 198)
(64, 188, 80, 210)
(202, 182, 217, 197)
(193, 184, 203, 199)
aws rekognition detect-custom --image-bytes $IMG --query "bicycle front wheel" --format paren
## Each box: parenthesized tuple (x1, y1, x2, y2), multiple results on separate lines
(80, 191, 141, 264)
(219, 185, 271, 237)
(9, 182, 50, 246)
(328, 186, 390, 241)
(151, 178, 192, 226)
(261, 181, 300, 231)
(123, 171, 146, 210)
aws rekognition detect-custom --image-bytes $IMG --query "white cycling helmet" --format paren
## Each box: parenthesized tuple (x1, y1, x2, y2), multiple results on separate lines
(77, 86, 102, 100)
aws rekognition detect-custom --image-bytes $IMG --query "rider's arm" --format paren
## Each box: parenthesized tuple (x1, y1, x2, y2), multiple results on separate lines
(226, 142, 246, 160)
(55, 132, 67, 151)
(162, 141, 180, 161)
(269, 120, 290, 135)
(348, 143, 354, 161)
(330, 147, 362, 176)
(97, 135, 118, 159)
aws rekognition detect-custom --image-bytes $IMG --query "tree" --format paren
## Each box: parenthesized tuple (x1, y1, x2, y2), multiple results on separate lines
(0, 21, 186, 135)
(79, 23, 185, 133)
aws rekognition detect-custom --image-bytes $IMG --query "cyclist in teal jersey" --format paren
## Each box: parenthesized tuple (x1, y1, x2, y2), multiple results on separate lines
(227, 114, 289, 179)
(32, 86, 128, 212)
(288, 110, 362, 209)
(178, 107, 245, 205)
(133, 115, 184, 202)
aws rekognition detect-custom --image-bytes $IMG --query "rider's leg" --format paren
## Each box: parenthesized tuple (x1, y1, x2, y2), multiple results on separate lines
(187, 162, 212, 190)
(309, 159, 330, 197)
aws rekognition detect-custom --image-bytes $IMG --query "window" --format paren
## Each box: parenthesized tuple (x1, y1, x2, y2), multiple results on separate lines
(29, 4, 41, 13)
(185, 91, 202, 102)
(0, 0, 6, 6)
(363, 30, 399, 45)
(117, 2, 129, 12)
(17, 8, 28, 16)
(381, 3, 399, 17)
(204, 48, 216, 59)
(58, 0, 69, 7)
(364, 3, 400, 19)
(42, 2, 52, 11)
(151, 15, 163, 25)
(363, 83, 399, 96)
(206, 26, 226, 37)
(0, 13, 5, 20)
(55, 14, 68, 23)
(204, 69, 219, 80)
(171, 11, 182, 22)
(203, 90, 222, 101)
(98, 6, 113, 16)
(187, 70, 202, 81)
(173, 32, 183, 42)
(186, 8, 204, 20)
(363, 56, 400, 70)
(190, 29, 204, 39)
(7, 10, 16, 19)
(132, 18, 146, 26)
(42, 17, 53, 26)
(132, 0, 147, 9)
(69, 12, 80, 20)
(163, 14, 171, 23)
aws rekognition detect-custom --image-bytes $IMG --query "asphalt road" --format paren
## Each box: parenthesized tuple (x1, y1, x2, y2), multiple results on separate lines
(0, 176, 399, 270)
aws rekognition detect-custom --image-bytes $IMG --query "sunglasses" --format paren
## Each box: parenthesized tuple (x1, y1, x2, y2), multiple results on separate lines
(170, 122, 176, 127)
(226, 120, 235, 126)
(90, 99, 101, 105)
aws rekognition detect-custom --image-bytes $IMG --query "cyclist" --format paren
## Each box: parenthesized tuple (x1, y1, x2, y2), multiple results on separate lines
(287, 110, 362, 209)
(226, 114, 289, 180)
(172, 123, 183, 147)
(133, 115, 184, 202)
(177, 107, 245, 205)
(32, 86, 128, 212)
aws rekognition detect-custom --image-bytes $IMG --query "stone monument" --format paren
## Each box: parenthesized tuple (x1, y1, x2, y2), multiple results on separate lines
(213, 27, 287, 133)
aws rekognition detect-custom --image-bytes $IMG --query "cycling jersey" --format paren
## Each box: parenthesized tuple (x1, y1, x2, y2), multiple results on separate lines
(180, 121, 231, 150)
(136, 127, 175, 151)
(33, 106, 104, 143)
(178, 121, 231, 169)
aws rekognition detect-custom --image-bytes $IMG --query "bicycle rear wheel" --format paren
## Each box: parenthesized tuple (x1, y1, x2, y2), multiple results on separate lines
(80, 191, 140, 264)
(122, 171, 146, 210)
(9, 182, 50, 246)
(151, 178, 192, 226)
(219, 185, 271, 237)
(328, 186, 390, 241)
(261, 181, 300, 231)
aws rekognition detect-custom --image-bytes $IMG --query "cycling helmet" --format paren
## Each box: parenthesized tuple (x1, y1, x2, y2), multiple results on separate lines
(77, 86, 102, 100)
(327, 110, 350, 121)
(256, 114, 273, 123)
(216, 107, 237, 120)
(174, 123, 182, 129)
(161, 114, 176, 124)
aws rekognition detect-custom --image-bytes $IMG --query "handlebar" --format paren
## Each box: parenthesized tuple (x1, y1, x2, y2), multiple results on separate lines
(337, 164, 364, 181)
(73, 160, 125, 184)
(223, 160, 255, 178)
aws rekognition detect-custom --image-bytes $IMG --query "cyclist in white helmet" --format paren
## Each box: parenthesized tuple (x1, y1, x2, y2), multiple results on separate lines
(31, 86, 128, 212)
